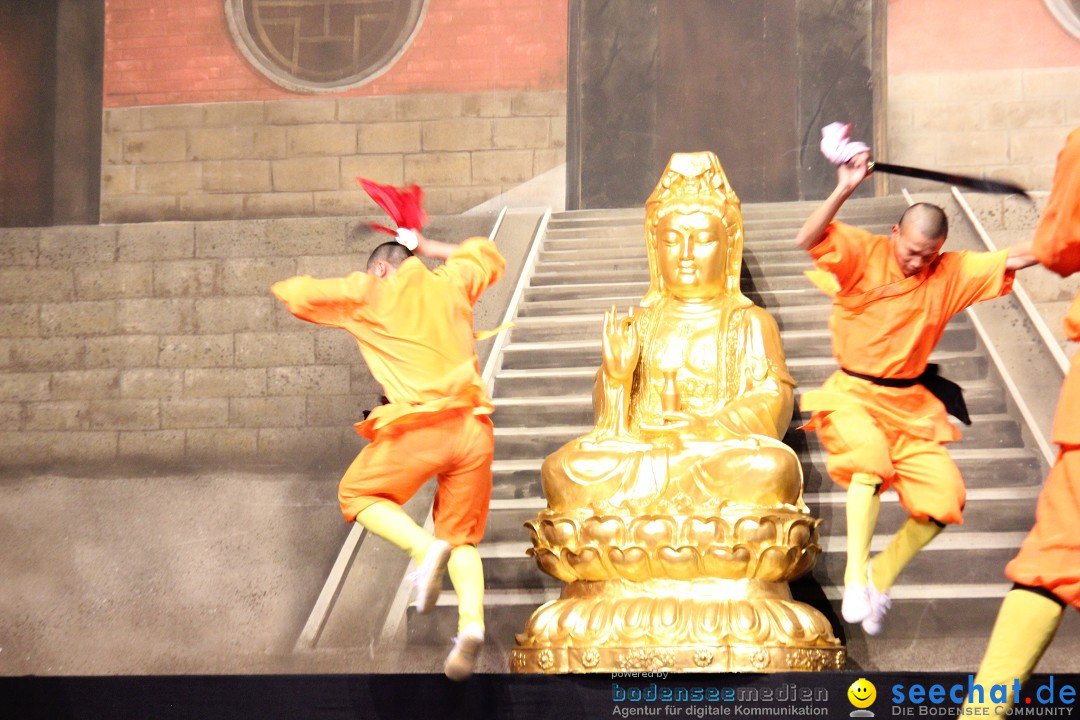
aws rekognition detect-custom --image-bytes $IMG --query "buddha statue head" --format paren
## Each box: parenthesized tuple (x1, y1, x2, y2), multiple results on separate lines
(642, 152, 747, 306)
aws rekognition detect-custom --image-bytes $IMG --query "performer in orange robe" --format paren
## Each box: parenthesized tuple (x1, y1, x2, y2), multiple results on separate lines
(272, 231, 505, 680)
(794, 152, 1038, 636)
(963, 128, 1080, 715)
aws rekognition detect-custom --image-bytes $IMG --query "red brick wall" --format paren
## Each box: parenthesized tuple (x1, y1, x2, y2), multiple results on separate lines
(889, 0, 1080, 73)
(104, 0, 567, 107)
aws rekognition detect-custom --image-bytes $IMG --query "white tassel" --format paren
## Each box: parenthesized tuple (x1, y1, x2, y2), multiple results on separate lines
(395, 227, 419, 250)
(821, 122, 870, 165)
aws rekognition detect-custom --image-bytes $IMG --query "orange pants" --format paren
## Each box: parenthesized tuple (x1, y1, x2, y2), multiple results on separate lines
(338, 409, 495, 546)
(1006, 445, 1080, 609)
(816, 405, 966, 525)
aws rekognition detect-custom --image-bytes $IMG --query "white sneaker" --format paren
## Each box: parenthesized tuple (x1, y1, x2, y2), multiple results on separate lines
(408, 539, 451, 614)
(862, 571, 892, 636)
(444, 623, 485, 681)
(842, 583, 872, 624)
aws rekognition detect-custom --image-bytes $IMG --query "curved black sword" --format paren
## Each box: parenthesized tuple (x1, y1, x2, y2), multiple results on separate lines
(868, 160, 1031, 199)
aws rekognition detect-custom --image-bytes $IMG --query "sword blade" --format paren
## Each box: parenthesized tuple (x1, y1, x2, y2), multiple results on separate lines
(870, 161, 1030, 198)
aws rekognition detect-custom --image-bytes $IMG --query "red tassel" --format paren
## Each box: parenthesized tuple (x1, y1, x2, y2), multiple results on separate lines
(358, 178, 428, 231)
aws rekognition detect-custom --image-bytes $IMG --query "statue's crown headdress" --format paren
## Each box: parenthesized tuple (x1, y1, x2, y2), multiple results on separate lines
(641, 152, 746, 305)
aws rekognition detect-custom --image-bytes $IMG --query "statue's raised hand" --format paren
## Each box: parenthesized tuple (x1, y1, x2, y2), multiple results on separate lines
(601, 305, 639, 381)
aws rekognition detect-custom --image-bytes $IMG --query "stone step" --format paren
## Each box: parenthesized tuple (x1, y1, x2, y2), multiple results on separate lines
(515, 293, 658, 317)
(547, 209, 644, 225)
(509, 302, 838, 334)
(544, 216, 894, 235)
(540, 223, 893, 246)
(547, 197, 905, 226)
(487, 446, 1044, 503)
(494, 349, 989, 388)
(806, 540, 1025, 588)
(495, 351, 989, 390)
(541, 229, 647, 244)
(532, 257, 652, 276)
(741, 265, 828, 293)
(489, 379, 1001, 427)
(499, 324, 977, 367)
(521, 282, 829, 307)
(521, 281, 649, 303)
(533, 253, 815, 273)
(490, 412, 1023, 463)
(515, 292, 835, 319)
(528, 263, 819, 287)
(507, 313, 975, 350)
(538, 246, 817, 265)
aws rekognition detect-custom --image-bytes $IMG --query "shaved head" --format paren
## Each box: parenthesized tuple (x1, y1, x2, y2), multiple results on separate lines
(366, 241, 413, 272)
(898, 203, 948, 242)
(891, 203, 949, 277)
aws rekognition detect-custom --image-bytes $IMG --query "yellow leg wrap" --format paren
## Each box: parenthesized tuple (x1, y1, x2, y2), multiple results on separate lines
(447, 544, 485, 635)
(870, 518, 943, 591)
(962, 589, 1065, 715)
(844, 473, 881, 588)
(354, 501, 434, 566)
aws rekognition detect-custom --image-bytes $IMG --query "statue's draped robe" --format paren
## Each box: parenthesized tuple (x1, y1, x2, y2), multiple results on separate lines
(543, 297, 801, 514)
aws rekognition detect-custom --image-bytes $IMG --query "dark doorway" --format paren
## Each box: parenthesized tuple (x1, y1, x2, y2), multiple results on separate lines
(0, 0, 103, 227)
(567, 0, 883, 209)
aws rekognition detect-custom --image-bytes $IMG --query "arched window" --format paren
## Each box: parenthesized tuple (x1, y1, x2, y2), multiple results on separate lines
(225, 0, 427, 92)
(1044, 0, 1080, 40)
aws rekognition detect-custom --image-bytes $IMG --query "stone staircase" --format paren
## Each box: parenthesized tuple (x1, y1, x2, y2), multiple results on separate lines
(404, 197, 1061, 661)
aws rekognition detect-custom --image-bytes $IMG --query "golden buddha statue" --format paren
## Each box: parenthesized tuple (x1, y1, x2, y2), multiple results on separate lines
(511, 152, 844, 674)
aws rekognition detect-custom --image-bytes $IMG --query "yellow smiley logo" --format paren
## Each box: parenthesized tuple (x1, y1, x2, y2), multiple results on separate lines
(848, 678, 877, 708)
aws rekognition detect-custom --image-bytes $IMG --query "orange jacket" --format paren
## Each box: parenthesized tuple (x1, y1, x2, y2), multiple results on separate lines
(807, 222, 1014, 378)
(1033, 127, 1080, 445)
(272, 237, 505, 438)
(801, 222, 1014, 442)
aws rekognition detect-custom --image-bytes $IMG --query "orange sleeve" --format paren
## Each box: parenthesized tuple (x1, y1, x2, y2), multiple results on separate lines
(808, 222, 868, 293)
(942, 249, 1015, 316)
(1032, 128, 1080, 279)
(270, 272, 372, 327)
(438, 237, 506, 305)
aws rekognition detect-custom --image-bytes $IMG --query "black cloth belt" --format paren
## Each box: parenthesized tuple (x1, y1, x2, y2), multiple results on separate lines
(841, 364, 972, 425)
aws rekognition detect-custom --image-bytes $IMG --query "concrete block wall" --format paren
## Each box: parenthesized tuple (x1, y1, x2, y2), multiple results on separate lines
(0, 213, 502, 470)
(963, 191, 1080, 354)
(887, 67, 1079, 192)
(101, 91, 567, 223)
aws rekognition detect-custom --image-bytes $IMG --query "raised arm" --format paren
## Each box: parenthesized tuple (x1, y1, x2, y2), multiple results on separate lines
(271, 272, 370, 326)
(426, 232, 506, 305)
(412, 231, 456, 260)
(794, 152, 871, 252)
(1005, 241, 1039, 271)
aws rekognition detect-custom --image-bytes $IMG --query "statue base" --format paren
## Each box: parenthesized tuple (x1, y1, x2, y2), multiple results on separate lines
(511, 578, 845, 673)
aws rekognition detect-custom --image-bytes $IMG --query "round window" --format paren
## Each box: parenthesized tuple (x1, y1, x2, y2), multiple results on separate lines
(1044, 0, 1080, 40)
(225, 0, 427, 93)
